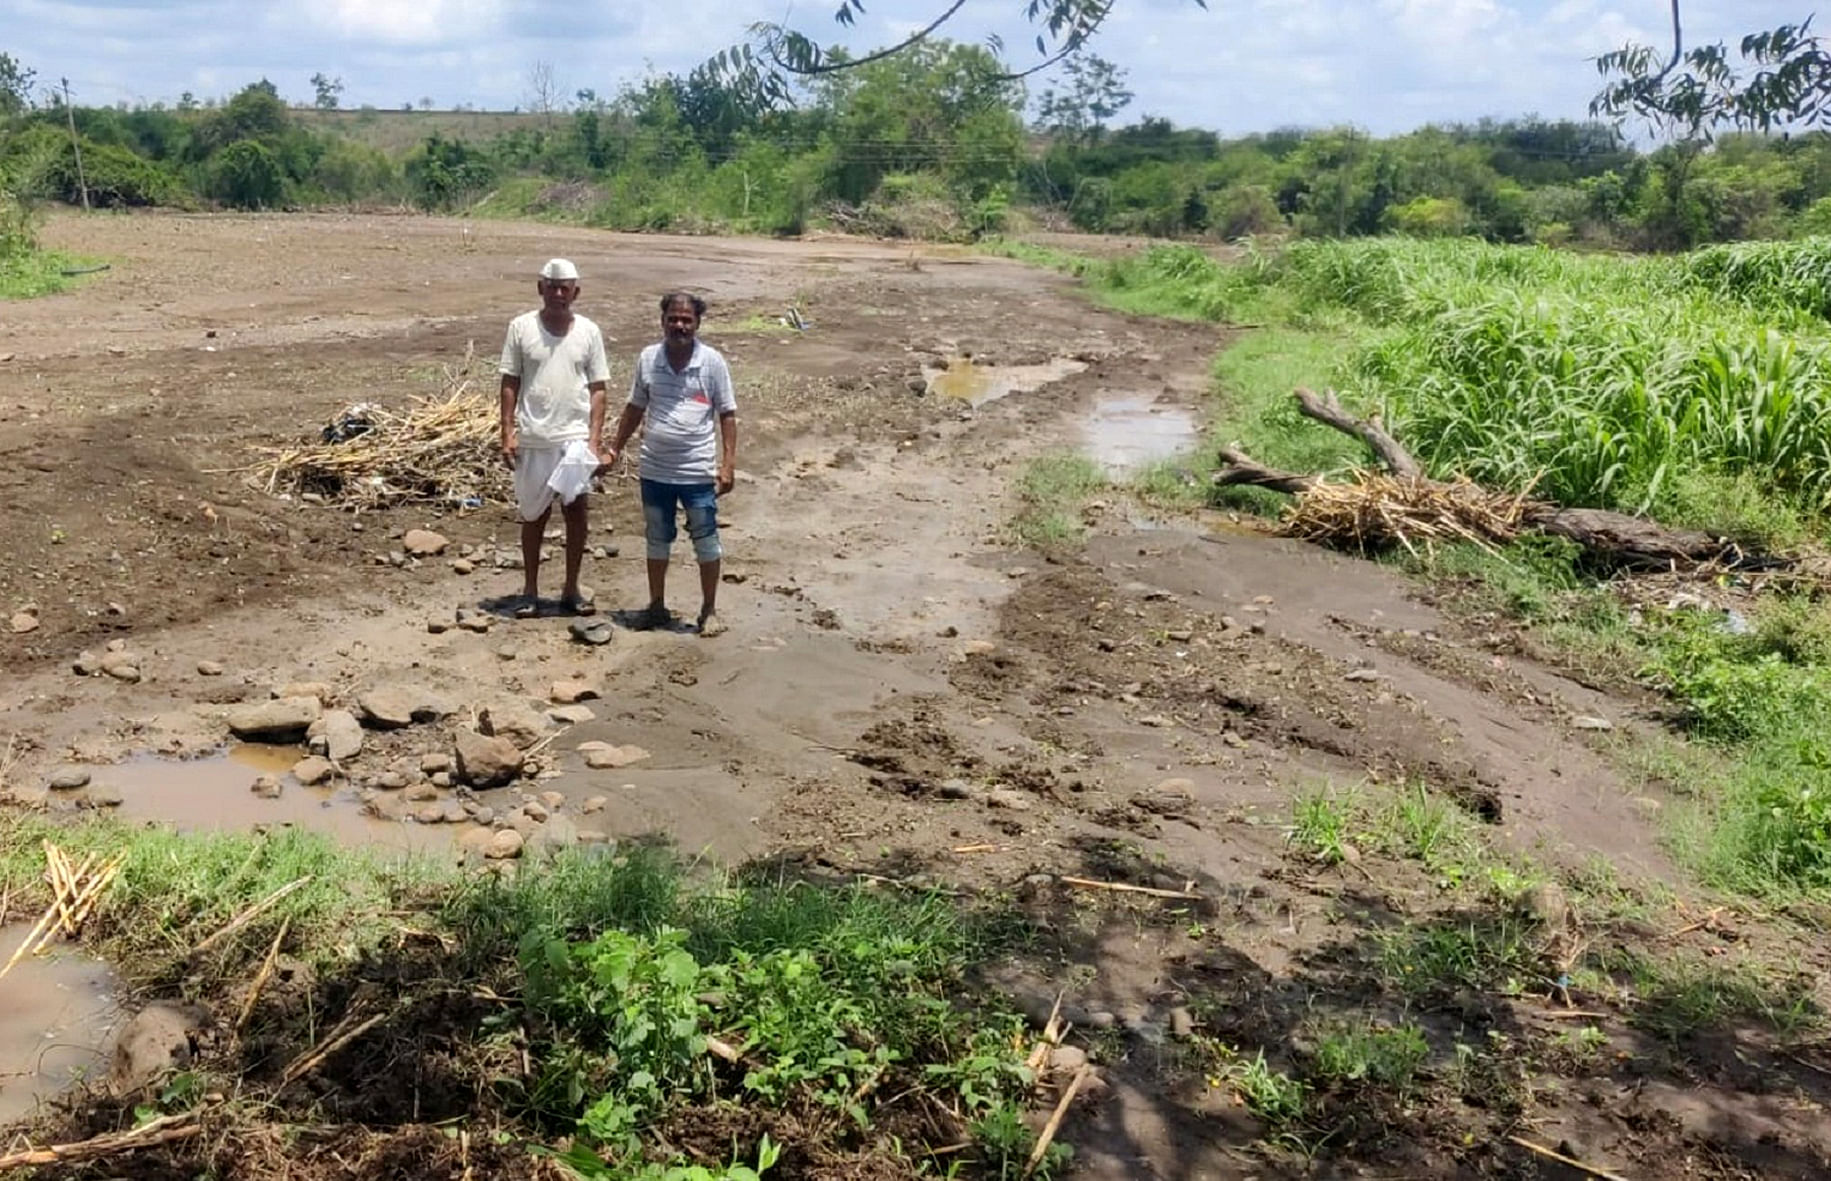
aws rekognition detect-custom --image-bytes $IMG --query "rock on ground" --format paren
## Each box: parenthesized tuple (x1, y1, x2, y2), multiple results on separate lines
(109, 1003, 207, 1094)
(479, 701, 553, 750)
(292, 756, 334, 786)
(225, 697, 322, 742)
(46, 766, 92, 790)
(321, 709, 364, 762)
(550, 679, 601, 704)
(455, 729, 523, 788)
(579, 742, 651, 770)
(358, 686, 420, 729)
(485, 828, 525, 860)
(101, 651, 142, 682)
(402, 529, 450, 557)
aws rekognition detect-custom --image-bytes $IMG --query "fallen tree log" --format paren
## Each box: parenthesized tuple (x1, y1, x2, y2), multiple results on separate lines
(1215, 390, 1794, 573)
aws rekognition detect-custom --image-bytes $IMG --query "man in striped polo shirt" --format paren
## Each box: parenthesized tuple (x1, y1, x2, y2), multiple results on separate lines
(602, 292, 738, 637)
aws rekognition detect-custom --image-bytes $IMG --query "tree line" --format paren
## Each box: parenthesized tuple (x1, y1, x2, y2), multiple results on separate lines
(7, 44, 1831, 250)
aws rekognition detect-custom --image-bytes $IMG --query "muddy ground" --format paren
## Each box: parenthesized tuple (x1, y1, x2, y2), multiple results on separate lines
(1, 211, 1827, 1179)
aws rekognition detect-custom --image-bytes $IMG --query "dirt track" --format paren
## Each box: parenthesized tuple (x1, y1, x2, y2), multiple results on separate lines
(2, 212, 1829, 1178)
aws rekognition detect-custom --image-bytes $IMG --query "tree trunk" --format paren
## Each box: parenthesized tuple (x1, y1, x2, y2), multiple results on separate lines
(1214, 391, 1792, 573)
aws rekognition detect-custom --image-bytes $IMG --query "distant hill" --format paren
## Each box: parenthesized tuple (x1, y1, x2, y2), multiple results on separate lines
(291, 107, 555, 153)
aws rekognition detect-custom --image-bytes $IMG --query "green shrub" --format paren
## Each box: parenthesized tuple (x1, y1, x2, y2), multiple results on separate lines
(1384, 196, 1471, 238)
(47, 137, 185, 207)
(208, 139, 285, 209)
(0, 187, 32, 259)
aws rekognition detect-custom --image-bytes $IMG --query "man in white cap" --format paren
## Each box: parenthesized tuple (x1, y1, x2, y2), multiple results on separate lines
(498, 258, 610, 617)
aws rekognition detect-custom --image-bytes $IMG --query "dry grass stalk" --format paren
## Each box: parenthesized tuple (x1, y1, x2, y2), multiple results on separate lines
(0, 1110, 204, 1169)
(242, 352, 510, 510)
(0, 843, 126, 983)
(193, 875, 312, 955)
(235, 916, 293, 1038)
(1282, 472, 1530, 554)
(279, 1010, 387, 1089)
(1024, 1065, 1093, 1177)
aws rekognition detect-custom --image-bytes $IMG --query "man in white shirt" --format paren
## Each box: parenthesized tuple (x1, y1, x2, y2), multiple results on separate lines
(603, 292, 738, 637)
(498, 258, 610, 617)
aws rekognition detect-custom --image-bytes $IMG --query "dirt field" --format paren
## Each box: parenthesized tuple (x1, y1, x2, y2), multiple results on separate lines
(2, 211, 1828, 1179)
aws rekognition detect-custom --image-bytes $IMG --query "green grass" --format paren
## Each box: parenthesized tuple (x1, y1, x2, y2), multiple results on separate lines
(482, 851, 1057, 1176)
(1052, 237, 1831, 528)
(1311, 1020, 1430, 1091)
(1012, 453, 1106, 548)
(1288, 787, 1358, 865)
(0, 248, 86, 299)
(1206, 328, 1369, 515)
(0, 812, 431, 980)
(1586, 945, 1823, 1042)
(1, 818, 1062, 1175)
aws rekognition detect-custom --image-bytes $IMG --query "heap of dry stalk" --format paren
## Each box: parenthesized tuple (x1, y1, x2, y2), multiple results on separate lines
(246, 351, 508, 510)
(1281, 471, 1534, 554)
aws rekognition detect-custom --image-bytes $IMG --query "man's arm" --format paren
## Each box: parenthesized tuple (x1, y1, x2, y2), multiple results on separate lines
(716, 411, 738, 495)
(603, 402, 645, 469)
(499, 375, 520, 468)
(587, 381, 608, 456)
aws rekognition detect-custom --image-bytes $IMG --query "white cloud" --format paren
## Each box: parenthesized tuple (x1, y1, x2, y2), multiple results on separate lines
(315, 0, 506, 45)
(0, 0, 1814, 130)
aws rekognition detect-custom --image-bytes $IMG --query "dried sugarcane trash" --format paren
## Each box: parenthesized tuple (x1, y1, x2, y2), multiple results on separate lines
(233, 350, 511, 510)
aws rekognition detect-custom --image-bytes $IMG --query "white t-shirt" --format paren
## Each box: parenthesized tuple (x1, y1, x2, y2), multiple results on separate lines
(499, 311, 611, 448)
(628, 340, 737, 484)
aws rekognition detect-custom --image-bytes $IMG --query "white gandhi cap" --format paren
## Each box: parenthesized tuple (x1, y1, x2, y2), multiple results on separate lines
(539, 258, 580, 281)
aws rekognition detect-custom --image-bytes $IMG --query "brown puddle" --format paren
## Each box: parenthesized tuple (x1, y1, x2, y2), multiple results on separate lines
(923, 356, 1086, 406)
(0, 924, 119, 1125)
(83, 746, 447, 852)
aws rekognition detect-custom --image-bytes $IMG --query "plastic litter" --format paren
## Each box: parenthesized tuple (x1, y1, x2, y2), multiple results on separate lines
(321, 402, 382, 444)
(546, 440, 600, 505)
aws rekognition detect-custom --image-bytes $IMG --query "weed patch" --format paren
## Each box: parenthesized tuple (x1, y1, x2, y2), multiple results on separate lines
(1311, 1020, 1430, 1092)
(1012, 453, 1105, 548)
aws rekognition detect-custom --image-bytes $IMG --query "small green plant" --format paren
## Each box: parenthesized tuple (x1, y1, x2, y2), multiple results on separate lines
(1012, 454, 1105, 548)
(555, 1135, 781, 1180)
(1550, 1023, 1609, 1065)
(1312, 1021, 1430, 1092)
(1288, 788, 1357, 865)
(1228, 1050, 1307, 1126)
(972, 1100, 1071, 1179)
(1381, 915, 1539, 997)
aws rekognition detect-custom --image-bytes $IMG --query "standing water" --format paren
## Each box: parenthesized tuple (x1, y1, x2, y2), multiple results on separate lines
(1082, 394, 1197, 477)
(0, 923, 119, 1123)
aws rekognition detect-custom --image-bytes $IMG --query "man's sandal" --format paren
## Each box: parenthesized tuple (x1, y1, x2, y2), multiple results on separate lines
(633, 603, 673, 631)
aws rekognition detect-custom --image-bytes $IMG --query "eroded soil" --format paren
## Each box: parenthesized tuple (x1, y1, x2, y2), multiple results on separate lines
(1, 212, 1826, 1179)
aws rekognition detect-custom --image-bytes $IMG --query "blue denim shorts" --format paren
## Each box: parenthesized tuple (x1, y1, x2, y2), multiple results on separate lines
(640, 479, 721, 563)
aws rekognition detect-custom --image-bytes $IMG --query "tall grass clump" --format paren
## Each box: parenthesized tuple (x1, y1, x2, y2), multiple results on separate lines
(1196, 237, 1831, 531)
(1682, 238, 1831, 321)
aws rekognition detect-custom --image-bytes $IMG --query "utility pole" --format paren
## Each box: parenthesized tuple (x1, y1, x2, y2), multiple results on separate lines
(61, 78, 90, 211)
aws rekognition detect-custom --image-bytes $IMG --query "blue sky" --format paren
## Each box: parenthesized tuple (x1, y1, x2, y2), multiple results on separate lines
(0, 1, 1811, 133)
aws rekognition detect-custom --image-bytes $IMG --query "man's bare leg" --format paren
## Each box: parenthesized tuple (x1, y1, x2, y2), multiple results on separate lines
(697, 559, 725, 636)
(520, 511, 549, 601)
(641, 558, 671, 627)
(560, 496, 589, 606)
